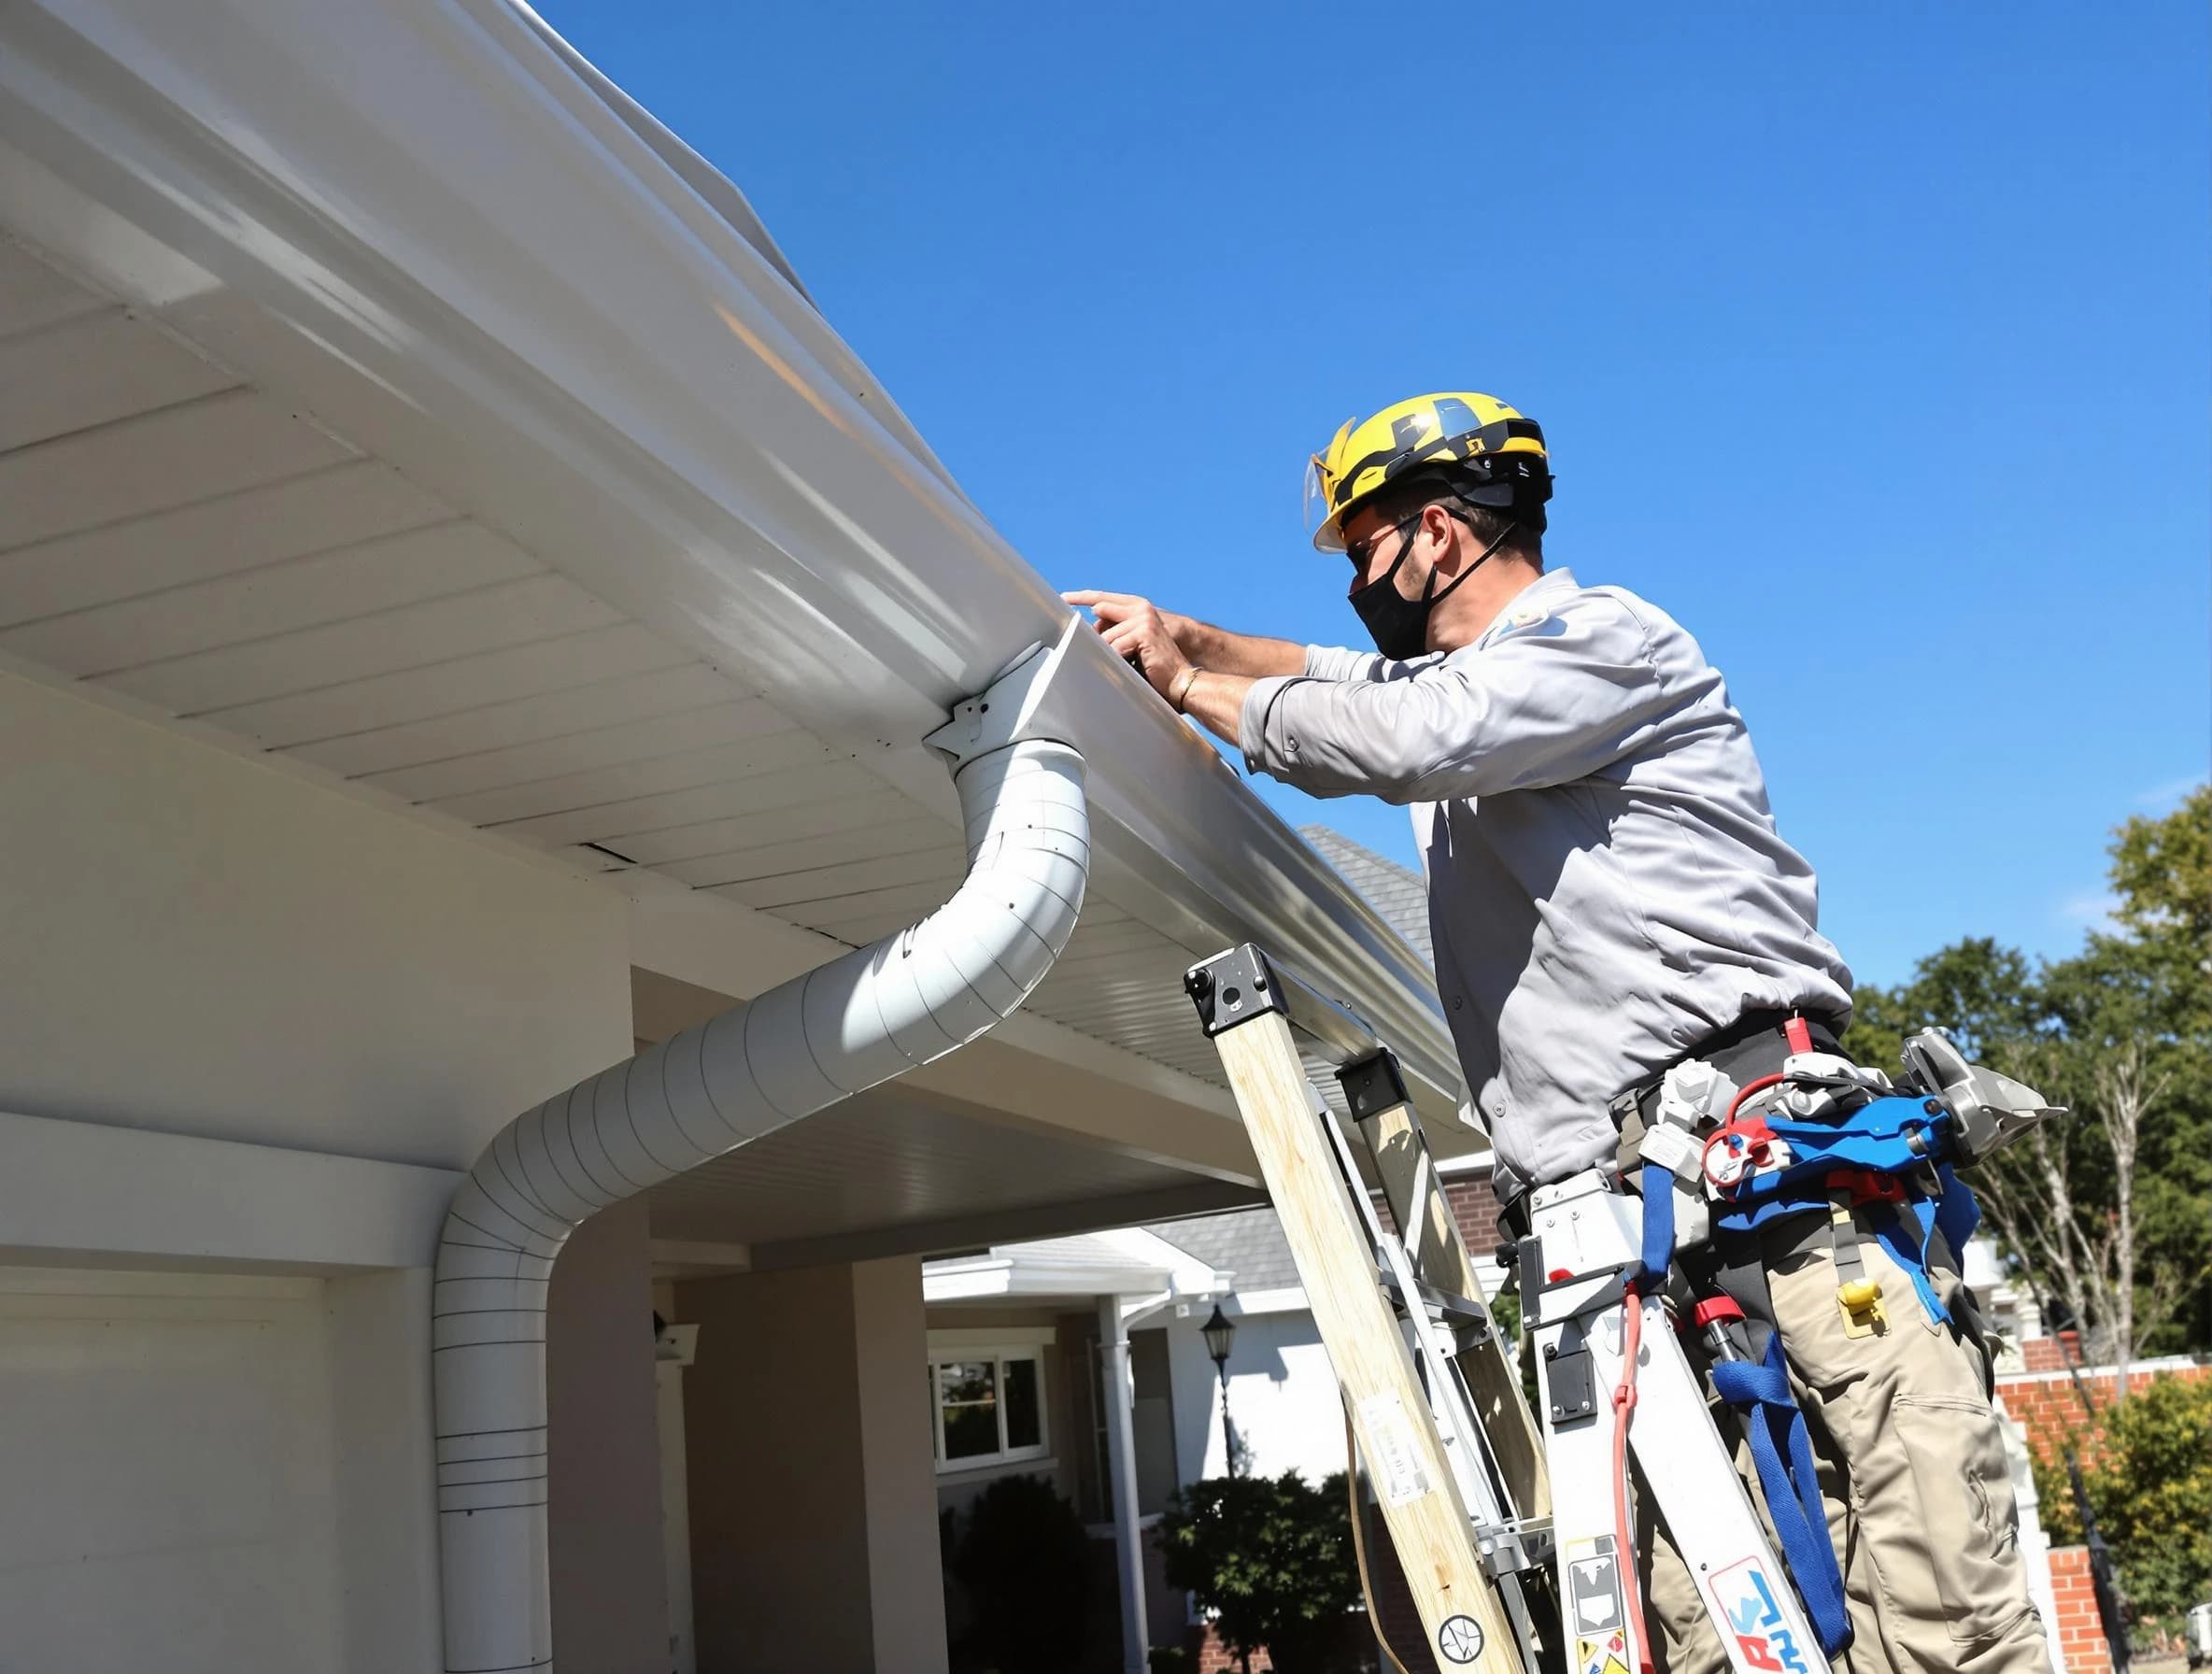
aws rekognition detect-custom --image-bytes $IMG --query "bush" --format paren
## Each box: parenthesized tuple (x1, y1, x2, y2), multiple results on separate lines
(1158, 1470, 1363, 1674)
(2031, 1373, 2212, 1618)
(950, 1474, 1091, 1674)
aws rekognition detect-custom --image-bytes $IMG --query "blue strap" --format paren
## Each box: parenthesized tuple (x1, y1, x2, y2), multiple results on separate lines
(1934, 1163, 1980, 1256)
(1636, 1159, 1675, 1284)
(1871, 1203, 1950, 1325)
(1709, 1336, 1853, 1658)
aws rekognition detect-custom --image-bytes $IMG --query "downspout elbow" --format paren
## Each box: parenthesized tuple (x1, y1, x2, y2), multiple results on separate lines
(432, 637, 1087, 1674)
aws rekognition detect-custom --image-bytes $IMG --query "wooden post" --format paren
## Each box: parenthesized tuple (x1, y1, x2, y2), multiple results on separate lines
(1212, 1012, 1521, 1674)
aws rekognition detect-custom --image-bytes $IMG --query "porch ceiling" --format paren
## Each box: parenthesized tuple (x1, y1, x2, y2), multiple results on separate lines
(641, 1085, 1258, 1266)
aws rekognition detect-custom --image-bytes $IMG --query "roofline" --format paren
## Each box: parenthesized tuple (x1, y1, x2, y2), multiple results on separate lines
(0, 0, 1462, 1114)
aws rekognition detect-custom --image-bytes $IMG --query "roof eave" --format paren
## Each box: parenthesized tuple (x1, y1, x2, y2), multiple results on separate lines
(0, 0, 1460, 1109)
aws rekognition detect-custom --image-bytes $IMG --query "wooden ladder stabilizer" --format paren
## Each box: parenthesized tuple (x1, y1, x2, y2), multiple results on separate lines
(1185, 944, 1537, 1674)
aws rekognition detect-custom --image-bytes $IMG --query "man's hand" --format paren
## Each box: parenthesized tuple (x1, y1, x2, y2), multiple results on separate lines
(1062, 589, 1195, 702)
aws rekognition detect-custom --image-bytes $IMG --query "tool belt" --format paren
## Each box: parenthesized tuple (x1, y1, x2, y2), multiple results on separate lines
(1609, 1009, 1845, 1175)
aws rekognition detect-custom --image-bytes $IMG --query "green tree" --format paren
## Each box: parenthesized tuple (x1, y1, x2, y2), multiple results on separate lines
(1842, 788, 2212, 1369)
(1157, 1470, 1362, 1674)
(2108, 785, 2212, 987)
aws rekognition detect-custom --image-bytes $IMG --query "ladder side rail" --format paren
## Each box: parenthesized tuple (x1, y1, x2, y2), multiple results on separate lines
(1209, 1009, 1524, 1674)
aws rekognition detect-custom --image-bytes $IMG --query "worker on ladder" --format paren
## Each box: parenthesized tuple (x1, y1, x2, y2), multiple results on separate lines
(1067, 391, 2050, 1674)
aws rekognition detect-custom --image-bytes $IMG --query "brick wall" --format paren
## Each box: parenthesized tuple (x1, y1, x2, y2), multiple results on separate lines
(1443, 1173, 1503, 1262)
(1365, 1168, 1505, 1270)
(2021, 1331, 2082, 1373)
(1994, 1358, 2210, 1468)
(1193, 1622, 1269, 1671)
(2047, 1545, 2115, 1674)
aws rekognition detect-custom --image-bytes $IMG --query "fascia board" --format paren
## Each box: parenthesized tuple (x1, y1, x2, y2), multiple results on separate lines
(0, 0, 1459, 1111)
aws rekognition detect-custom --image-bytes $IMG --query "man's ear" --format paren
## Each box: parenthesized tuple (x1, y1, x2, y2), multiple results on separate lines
(1422, 503, 1463, 575)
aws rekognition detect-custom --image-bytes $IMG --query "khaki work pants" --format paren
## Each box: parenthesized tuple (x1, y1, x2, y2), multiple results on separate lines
(1638, 1213, 2052, 1674)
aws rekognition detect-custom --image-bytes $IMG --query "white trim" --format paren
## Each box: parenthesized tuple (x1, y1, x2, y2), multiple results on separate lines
(925, 1262, 1178, 1302)
(1993, 1355, 2202, 1388)
(933, 1455, 1060, 1487)
(0, 1108, 459, 1272)
(1232, 1286, 1310, 1316)
(927, 1325, 1059, 1353)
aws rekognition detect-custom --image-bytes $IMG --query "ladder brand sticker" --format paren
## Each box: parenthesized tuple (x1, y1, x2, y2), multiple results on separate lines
(1438, 1614, 1484, 1665)
(1706, 1557, 1810, 1674)
(1354, 1392, 1431, 1507)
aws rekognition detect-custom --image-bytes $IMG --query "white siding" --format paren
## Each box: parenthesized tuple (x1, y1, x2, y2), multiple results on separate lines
(1164, 1307, 1351, 1490)
(0, 669, 632, 1168)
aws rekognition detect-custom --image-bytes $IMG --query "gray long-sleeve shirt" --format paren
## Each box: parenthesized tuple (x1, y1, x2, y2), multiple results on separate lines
(1239, 567, 1853, 1196)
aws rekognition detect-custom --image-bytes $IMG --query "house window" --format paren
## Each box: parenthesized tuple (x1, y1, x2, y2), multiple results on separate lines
(929, 1349, 1047, 1471)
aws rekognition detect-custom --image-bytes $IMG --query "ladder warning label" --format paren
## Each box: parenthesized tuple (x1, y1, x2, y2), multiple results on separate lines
(1354, 1392, 1431, 1507)
(1576, 1633, 1631, 1674)
(1570, 1551, 1624, 1634)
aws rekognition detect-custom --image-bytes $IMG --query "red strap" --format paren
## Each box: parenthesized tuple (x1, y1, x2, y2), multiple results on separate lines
(1693, 1296, 1744, 1328)
(1825, 1167, 1907, 1204)
(1784, 1015, 1814, 1056)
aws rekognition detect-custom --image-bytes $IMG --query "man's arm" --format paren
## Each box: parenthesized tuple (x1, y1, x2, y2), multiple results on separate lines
(1061, 591, 1305, 677)
(1239, 601, 1680, 803)
(1062, 590, 1269, 743)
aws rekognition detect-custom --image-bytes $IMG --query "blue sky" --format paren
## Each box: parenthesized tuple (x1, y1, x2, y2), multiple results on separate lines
(542, 1, 2207, 988)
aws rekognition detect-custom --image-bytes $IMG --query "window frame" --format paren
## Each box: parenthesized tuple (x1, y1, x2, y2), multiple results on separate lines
(927, 1342, 1051, 1474)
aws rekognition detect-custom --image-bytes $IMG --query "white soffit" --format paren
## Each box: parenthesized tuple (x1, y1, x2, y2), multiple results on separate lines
(0, 0, 1459, 1115)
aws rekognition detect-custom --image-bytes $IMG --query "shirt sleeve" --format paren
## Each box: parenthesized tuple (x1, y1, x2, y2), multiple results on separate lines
(1302, 645, 1440, 682)
(1241, 599, 1674, 803)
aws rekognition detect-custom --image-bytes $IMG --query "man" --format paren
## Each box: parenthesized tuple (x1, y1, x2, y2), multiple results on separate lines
(1068, 391, 2049, 1674)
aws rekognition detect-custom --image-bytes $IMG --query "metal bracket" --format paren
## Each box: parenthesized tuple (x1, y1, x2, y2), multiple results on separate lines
(1184, 942, 1383, 1066)
(1338, 1051, 1411, 1120)
(1474, 1517, 1555, 1581)
(1184, 943, 1287, 1037)
(1542, 1342, 1598, 1426)
(921, 618, 1079, 769)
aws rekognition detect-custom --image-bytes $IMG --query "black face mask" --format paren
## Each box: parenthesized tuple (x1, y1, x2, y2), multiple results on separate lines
(1347, 512, 1517, 660)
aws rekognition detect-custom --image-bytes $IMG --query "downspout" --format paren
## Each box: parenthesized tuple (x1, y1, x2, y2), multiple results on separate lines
(1098, 1294, 1152, 1674)
(432, 636, 1088, 1674)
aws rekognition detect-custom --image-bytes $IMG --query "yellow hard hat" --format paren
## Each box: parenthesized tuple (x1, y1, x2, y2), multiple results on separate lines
(1304, 391, 1551, 552)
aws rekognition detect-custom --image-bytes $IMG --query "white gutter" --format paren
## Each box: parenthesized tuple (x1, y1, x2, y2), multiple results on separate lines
(0, 0, 1462, 1115)
(434, 643, 1087, 1674)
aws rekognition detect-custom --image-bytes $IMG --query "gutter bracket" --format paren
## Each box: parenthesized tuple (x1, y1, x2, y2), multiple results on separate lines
(924, 617, 1080, 768)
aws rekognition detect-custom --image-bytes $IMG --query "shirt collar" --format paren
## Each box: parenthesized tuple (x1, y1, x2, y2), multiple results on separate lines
(1469, 567, 1577, 652)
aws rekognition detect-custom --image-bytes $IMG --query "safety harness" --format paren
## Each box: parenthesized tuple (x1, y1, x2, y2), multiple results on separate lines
(1627, 1021, 1998, 1663)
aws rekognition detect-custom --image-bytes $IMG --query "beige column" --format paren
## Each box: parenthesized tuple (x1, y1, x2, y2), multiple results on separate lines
(678, 1258, 950, 1673)
(547, 1196, 671, 1674)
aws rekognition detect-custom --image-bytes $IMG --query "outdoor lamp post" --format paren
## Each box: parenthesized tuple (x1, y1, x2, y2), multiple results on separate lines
(1201, 1302, 1239, 1475)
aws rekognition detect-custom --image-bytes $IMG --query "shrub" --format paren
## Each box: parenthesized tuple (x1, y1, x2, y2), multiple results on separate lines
(1158, 1470, 1363, 1674)
(2031, 1373, 2212, 1618)
(951, 1474, 1091, 1674)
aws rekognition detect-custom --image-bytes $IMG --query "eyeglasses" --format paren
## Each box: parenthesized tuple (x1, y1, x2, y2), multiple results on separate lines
(1344, 513, 1422, 575)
